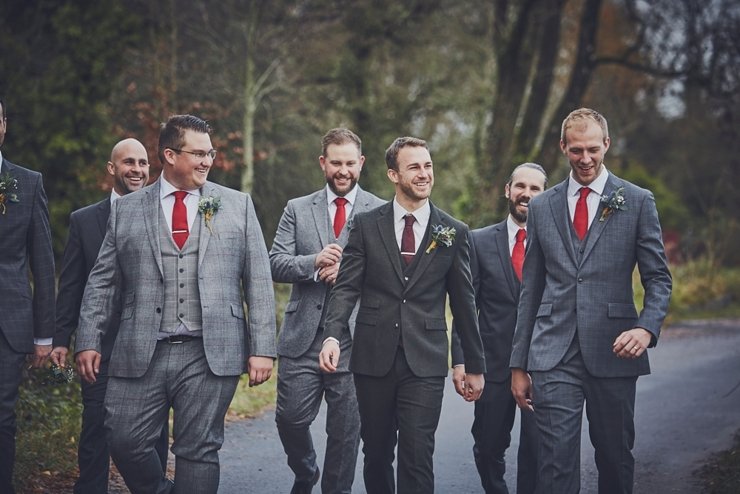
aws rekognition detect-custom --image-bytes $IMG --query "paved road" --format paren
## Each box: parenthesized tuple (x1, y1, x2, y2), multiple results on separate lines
(218, 320, 740, 493)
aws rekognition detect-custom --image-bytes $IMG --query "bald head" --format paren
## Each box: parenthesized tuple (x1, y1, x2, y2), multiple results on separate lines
(107, 138, 150, 195)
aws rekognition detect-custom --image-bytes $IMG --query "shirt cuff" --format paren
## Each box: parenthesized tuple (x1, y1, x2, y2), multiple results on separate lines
(322, 336, 340, 346)
(34, 338, 53, 346)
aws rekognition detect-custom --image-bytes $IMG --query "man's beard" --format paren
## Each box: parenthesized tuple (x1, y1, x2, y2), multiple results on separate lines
(327, 175, 357, 196)
(509, 198, 527, 224)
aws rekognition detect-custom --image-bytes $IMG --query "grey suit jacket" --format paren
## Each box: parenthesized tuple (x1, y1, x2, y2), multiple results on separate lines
(76, 179, 277, 377)
(324, 201, 486, 378)
(270, 186, 384, 358)
(0, 159, 55, 352)
(510, 174, 672, 378)
(452, 220, 520, 382)
(54, 199, 121, 360)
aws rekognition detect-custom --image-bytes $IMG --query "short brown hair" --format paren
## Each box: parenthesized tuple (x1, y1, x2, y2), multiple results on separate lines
(158, 115, 212, 164)
(560, 108, 609, 144)
(385, 137, 428, 170)
(321, 128, 362, 156)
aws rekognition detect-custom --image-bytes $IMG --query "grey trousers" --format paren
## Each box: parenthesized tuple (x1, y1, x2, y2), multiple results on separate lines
(105, 339, 239, 494)
(276, 330, 360, 494)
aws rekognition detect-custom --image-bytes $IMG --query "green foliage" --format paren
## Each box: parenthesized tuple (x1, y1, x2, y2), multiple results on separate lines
(14, 367, 82, 492)
(669, 258, 740, 318)
(697, 431, 740, 494)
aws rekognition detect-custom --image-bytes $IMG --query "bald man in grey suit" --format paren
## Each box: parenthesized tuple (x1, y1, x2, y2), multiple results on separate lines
(270, 128, 384, 494)
(511, 108, 672, 493)
(76, 115, 276, 494)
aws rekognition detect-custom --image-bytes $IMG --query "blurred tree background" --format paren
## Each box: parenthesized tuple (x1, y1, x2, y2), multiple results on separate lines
(1, 0, 739, 490)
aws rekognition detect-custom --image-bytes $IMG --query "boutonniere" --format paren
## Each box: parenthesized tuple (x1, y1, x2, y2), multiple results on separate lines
(599, 187, 627, 222)
(0, 172, 20, 215)
(43, 363, 76, 386)
(425, 224, 456, 254)
(198, 195, 222, 233)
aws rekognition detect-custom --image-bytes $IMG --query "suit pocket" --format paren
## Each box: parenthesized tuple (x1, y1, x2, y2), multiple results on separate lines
(425, 318, 447, 331)
(536, 303, 552, 318)
(121, 293, 135, 320)
(285, 300, 299, 313)
(231, 303, 245, 320)
(607, 303, 638, 319)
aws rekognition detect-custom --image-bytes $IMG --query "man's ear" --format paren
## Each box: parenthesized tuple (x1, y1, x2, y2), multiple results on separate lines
(387, 168, 398, 184)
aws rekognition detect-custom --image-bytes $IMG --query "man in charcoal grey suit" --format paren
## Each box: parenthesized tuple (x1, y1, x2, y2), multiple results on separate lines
(511, 108, 672, 493)
(320, 136, 486, 493)
(76, 115, 276, 494)
(0, 97, 56, 494)
(50, 138, 168, 494)
(451, 162, 547, 494)
(270, 128, 384, 493)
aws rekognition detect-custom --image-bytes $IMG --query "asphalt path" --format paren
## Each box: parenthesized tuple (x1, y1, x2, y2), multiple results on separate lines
(218, 319, 740, 493)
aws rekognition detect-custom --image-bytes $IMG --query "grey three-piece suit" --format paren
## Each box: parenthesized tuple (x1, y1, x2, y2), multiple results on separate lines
(511, 173, 671, 493)
(270, 185, 384, 493)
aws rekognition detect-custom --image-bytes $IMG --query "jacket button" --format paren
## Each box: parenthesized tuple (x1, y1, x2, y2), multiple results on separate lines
(156, 307, 162, 313)
(395, 323, 399, 328)
(316, 304, 322, 310)
(578, 277, 584, 283)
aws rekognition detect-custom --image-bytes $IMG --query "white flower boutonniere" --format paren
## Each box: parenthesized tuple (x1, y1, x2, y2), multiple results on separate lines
(0, 172, 20, 215)
(600, 187, 627, 222)
(425, 225, 456, 254)
(198, 196, 222, 233)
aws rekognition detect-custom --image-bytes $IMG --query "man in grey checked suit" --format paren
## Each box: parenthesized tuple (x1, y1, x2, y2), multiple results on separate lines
(76, 115, 276, 494)
(0, 97, 56, 494)
(452, 162, 546, 494)
(511, 108, 672, 493)
(50, 138, 168, 493)
(270, 128, 384, 493)
(320, 136, 486, 493)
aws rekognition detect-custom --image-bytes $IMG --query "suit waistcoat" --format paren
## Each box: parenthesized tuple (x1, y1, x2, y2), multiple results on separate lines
(158, 209, 203, 333)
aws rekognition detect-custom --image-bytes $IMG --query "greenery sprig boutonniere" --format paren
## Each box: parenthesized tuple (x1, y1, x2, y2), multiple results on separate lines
(599, 187, 627, 222)
(43, 363, 76, 386)
(198, 196, 222, 233)
(425, 224, 456, 254)
(0, 172, 20, 215)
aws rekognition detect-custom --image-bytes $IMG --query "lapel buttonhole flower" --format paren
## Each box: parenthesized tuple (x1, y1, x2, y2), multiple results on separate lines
(426, 224, 456, 254)
(600, 187, 627, 222)
(0, 172, 20, 215)
(198, 196, 222, 234)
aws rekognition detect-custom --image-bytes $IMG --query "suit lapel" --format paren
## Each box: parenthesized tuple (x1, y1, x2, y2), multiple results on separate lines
(197, 182, 216, 267)
(95, 199, 110, 239)
(376, 203, 404, 282)
(311, 189, 330, 247)
(493, 222, 519, 300)
(404, 204, 439, 293)
(143, 180, 164, 276)
(548, 180, 578, 266)
(580, 175, 621, 266)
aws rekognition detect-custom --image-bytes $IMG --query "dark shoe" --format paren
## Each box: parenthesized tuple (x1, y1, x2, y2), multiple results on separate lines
(290, 467, 320, 494)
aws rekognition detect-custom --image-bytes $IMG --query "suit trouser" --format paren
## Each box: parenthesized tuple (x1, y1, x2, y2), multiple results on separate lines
(354, 347, 445, 494)
(0, 332, 25, 494)
(472, 377, 539, 494)
(531, 353, 637, 494)
(105, 339, 239, 494)
(276, 330, 360, 494)
(75, 358, 170, 494)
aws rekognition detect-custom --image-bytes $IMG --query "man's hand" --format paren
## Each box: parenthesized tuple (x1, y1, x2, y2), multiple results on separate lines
(76, 350, 102, 383)
(29, 344, 52, 369)
(318, 262, 341, 285)
(319, 339, 340, 373)
(50, 346, 69, 368)
(452, 365, 466, 397)
(247, 356, 274, 387)
(315, 243, 343, 270)
(511, 368, 534, 412)
(613, 327, 652, 359)
(463, 373, 485, 402)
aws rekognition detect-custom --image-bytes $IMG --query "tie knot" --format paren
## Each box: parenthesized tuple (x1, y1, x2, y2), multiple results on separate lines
(174, 191, 188, 201)
(579, 187, 591, 199)
(516, 228, 526, 242)
(404, 214, 416, 227)
(335, 197, 348, 207)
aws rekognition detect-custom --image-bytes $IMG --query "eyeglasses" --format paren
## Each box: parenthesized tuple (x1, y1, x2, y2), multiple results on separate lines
(169, 148, 217, 160)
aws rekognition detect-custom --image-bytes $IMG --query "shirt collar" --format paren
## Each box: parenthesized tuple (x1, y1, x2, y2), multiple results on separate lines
(506, 215, 525, 238)
(392, 197, 430, 225)
(160, 175, 202, 200)
(110, 189, 122, 204)
(568, 166, 609, 197)
(0, 150, 3, 171)
(326, 184, 359, 206)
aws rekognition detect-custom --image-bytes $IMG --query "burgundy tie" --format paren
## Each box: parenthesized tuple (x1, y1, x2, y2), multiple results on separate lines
(401, 214, 416, 265)
(573, 187, 591, 240)
(512, 228, 526, 282)
(333, 197, 348, 238)
(172, 191, 189, 249)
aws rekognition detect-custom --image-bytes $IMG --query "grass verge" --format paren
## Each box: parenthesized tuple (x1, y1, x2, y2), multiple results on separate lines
(697, 431, 740, 493)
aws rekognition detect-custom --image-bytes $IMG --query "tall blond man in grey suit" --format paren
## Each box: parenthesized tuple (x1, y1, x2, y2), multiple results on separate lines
(76, 115, 276, 494)
(270, 128, 384, 494)
(511, 108, 672, 493)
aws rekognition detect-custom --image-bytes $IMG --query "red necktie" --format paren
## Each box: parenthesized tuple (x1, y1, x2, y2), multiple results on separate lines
(573, 187, 591, 240)
(401, 214, 416, 265)
(333, 197, 348, 238)
(512, 228, 526, 282)
(172, 191, 189, 249)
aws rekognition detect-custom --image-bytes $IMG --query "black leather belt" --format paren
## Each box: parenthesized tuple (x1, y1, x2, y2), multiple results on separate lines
(160, 335, 201, 344)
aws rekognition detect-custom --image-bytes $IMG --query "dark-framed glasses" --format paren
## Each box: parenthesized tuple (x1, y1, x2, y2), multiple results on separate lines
(169, 148, 217, 160)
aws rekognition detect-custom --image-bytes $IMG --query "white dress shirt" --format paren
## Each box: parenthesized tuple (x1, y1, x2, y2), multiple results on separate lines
(567, 167, 610, 230)
(159, 175, 201, 232)
(392, 198, 430, 254)
(326, 184, 359, 225)
(506, 215, 527, 256)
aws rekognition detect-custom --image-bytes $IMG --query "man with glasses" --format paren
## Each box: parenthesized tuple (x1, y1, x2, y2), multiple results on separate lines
(76, 115, 276, 494)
